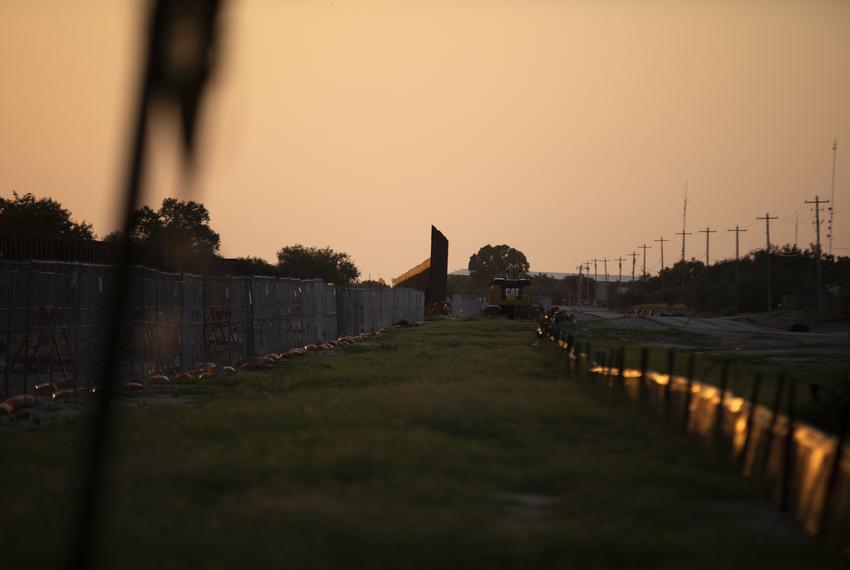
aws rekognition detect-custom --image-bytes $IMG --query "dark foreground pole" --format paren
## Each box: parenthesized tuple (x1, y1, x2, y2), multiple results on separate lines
(70, 2, 223, 568)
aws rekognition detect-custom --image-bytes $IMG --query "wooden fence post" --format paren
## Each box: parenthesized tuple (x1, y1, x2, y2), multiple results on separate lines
(738, 374, 762, 474)
(757, 372, 786, 477)
(819, 400, 849, 534)
(714, 360, 730, 439)
(780, 377, 798, 512)
(664, 349, 675, 422)
(682, 354, 696, 433)
(638, 347, 649, 408)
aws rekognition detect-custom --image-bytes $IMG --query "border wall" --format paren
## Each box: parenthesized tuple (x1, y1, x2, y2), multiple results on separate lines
(450, 294, 485, 316)
(0, 261, 423, 397)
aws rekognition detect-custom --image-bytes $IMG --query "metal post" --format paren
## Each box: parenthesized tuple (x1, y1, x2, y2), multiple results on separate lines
(738, 374, 763, 474)
(756, 372, 786, 477)
(780, 377, 798, 512)
(3, 268, 15, 398)
(682, 354, 696, 432)
(818, 401, 848, 533)
(664, 349, 675, 421)
(638, 347, 649, 407)
(714, 360, 730, 439)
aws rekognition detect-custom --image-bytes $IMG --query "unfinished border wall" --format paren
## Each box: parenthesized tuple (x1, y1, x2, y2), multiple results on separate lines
(0, 261, 423, 397)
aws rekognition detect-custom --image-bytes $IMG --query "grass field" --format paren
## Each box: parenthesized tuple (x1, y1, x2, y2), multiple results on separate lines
(0, 319, 846, 569)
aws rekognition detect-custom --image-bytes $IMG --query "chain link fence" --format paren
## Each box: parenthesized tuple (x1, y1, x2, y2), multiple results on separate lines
(0, 261, 423, 397)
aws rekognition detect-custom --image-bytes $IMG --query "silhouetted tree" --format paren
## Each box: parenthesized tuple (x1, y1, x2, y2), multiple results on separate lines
(0, 192, 94, 239)
(106, 197, 220, 256)
(277, 245, 360, 285)
(468, 244, 530, 280)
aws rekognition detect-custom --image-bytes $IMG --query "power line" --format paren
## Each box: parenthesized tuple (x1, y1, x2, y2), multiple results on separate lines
(698, 227, 717, 265)
(654, 236, 668, 271)
(727, 225, 748, 313)
(638, 243, 652, 279)
(829, 138, 838, 256)
(615, 256, 626, 283)
(756, 212, 779, 311)
(805, 195, 829, 311)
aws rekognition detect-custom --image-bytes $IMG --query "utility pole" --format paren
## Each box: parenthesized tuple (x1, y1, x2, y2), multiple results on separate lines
(699, 227, 717, 265)
(805, 195, 829, 311)
(638, 244, 652, 278)
(628, 251, 638, 281)
(600, 258, 610, 307)
(679, 182, 690, 262)
(727, 225, 748, 313)
(616, 256, 626, 283)
(829, 139, 838, 256)
(585, 261, 593, 304)
(654, 236, 668, 271)
(677, 183, 691, 305)
(576, 263, 584, 304)
(591, 258, 599, 305)
(756, 212, 779, 312)
(794, 210, 799, 248)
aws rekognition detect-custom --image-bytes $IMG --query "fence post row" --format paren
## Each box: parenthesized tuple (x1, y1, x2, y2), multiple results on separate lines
(541, 330, 849, 538)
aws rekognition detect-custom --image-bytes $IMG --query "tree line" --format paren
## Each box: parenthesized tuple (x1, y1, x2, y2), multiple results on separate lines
(454, 241, 850, 315)
(0, 193, 360, 285)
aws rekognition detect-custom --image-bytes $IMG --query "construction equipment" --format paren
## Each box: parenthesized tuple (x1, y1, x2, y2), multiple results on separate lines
(483, 266, 539, 319)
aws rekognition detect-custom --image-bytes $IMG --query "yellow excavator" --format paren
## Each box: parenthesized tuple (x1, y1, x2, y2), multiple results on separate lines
(483, 265, 539, 319)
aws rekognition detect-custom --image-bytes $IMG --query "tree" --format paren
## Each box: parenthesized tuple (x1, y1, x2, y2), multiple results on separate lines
(0, 192, 94, 239)
(468, 244, 530, 280)
(108, 198, 220, 256)
(358, 278, 388, 288)
(277, 244, 360, 285)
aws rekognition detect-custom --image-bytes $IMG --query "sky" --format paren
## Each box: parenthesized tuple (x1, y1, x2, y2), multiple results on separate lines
(1, 0, 849, 281)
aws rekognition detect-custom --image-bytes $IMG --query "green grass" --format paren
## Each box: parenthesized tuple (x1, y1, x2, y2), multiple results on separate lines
(0, 319, 845, 569)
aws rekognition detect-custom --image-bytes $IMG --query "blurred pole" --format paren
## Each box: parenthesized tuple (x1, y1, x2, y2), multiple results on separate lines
(70, 1, 223, 568)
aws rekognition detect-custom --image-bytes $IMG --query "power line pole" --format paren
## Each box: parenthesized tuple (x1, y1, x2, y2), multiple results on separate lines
(805, 195, 830, 312)
(592, 258, 599, 305)
(756, 212, 779, 311)
(628, 251, 638, 281)
(576, 263, 584, 304)
(794, 210, 799, 248)
(699, 227, 717, 265)
(638, 244, 652, 278)
(727, 225, 747, 313)
(677, 182, 691, 305)
(616, 256, 625, 283)
(600, 258, 610, 307)
(654, 236, 668, 271)
(679, 182, 689, 262)
(829, 139, 838, 256)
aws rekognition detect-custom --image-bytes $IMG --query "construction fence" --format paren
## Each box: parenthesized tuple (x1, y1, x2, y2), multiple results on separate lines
(0, 260, 423, 397)
(543, 328, 850, 540)
(450, 294, 486, 316)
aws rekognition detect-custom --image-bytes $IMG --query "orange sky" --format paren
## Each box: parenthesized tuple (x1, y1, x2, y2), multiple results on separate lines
(1, 0, 849, 280)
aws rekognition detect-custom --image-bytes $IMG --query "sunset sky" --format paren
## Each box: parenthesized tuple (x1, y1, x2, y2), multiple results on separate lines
(1, 0, 849, 280)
